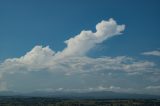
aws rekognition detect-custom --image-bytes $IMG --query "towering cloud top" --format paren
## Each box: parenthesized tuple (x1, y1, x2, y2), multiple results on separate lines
(58, 18, 125, 57)
(0, 18, 158, 94)
(0, 18, 125, 74)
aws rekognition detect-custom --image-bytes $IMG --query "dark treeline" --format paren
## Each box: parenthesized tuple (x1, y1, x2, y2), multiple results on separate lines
(0, 97, 160, 106)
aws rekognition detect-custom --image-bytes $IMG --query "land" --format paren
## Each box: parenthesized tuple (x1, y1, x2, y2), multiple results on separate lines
(0, 97, 160, 106)
(0, 91, 160, 106)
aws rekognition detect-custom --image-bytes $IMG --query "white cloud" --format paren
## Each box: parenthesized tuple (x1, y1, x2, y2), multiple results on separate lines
(49, 56, 154, 74)
(0, 45, 55, 73)
(142, 50, 160, 56)
(38, 86, 139, 93)
(146, 85, 160, 90)
(36, 86, 125, 93)
(97, 86, 121, 91)
(1, 54, 155, 76)
(0, 18, 159, 94)
(145, 85, 160, 94)
(36, 85, 160, 94)
(56, 18, 125, 58)
(0, 18, 125, 75)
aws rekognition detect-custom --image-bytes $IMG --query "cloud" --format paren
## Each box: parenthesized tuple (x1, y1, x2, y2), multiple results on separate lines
(145, 85, 160, 94)
(0, 17, 155, 76)
(56, 18, 125, 58)
(1, 54, 155, 76)
(49, 56, 154, 74)
(0, 18, 159, 94)
(0, 18, 125, 74)
(36, 86, 138, 94)
(0, 46, 55, 73)
(142, 50, 160, 56)
(36, 86, 121, 93)
(145, 85, 160, 90)
(97, 86, 121, 91)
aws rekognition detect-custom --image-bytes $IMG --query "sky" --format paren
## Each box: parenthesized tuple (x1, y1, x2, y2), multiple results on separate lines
(0, 0, 160, 95)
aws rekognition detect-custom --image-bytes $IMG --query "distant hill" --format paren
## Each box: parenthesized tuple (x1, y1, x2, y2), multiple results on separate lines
(0, 91, 160, 99)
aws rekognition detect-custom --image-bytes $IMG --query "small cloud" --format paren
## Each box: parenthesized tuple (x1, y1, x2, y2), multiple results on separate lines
(145, 85, 160, 90)
(97, 86, 121, 91)
(57, 88, 63, 91)
(88, 86, 137, 93)
(142, 50, 160, 57)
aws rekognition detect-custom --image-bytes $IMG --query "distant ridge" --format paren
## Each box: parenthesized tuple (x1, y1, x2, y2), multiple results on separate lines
(0, 91, 160, 99)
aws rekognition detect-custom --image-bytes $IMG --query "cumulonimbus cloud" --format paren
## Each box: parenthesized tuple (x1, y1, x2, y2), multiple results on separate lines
(0, 18, 125, 73)
(0, 18, 155, 75)
(0, 18, 159, 93)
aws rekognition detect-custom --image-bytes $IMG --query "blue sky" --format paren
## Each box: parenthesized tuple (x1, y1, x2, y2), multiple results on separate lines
(0, 0, 160, 94)
(1, 0, 160, 60)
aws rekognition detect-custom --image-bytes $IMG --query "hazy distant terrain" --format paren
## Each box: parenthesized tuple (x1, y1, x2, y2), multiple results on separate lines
(1, 85, 160, 106)
(0, 97, 160, 106)
(0, 91, 160, 105)
(0, 91, 160, 99)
